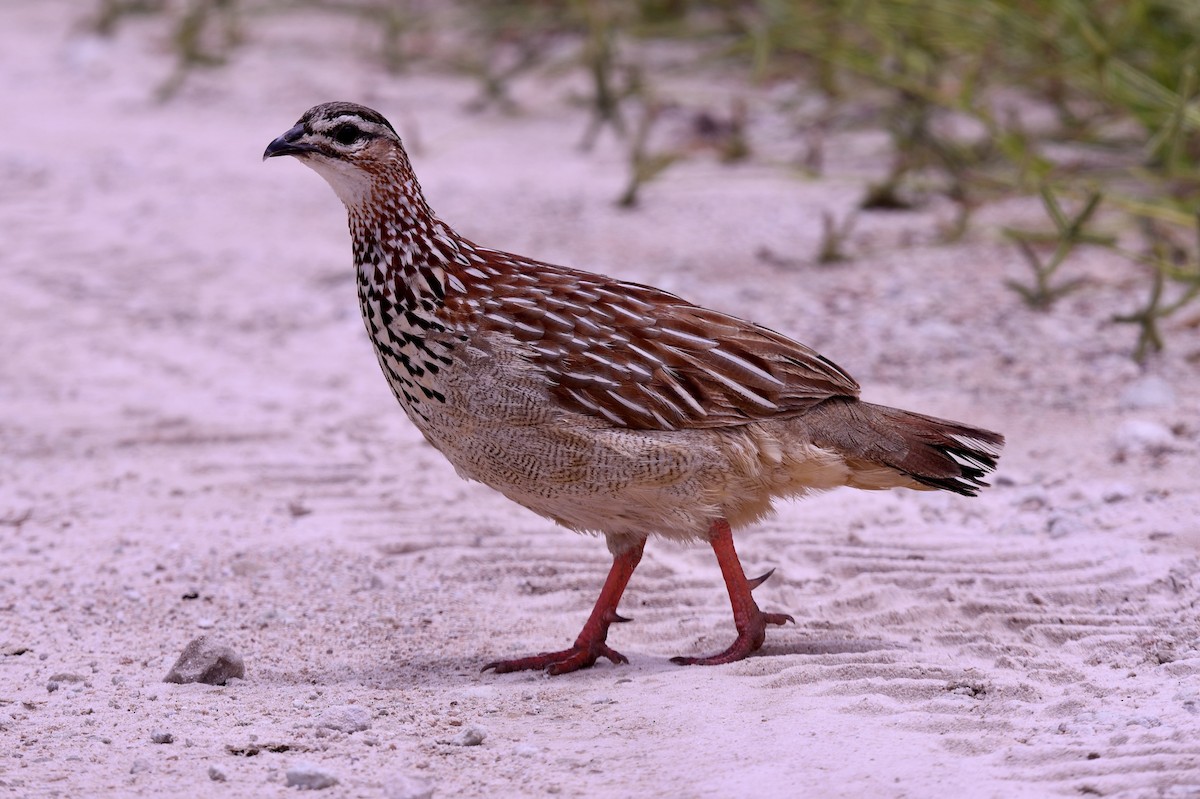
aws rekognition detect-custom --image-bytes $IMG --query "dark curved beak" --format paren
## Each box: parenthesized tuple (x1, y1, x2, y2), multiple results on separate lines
(262, 124, 316, 160)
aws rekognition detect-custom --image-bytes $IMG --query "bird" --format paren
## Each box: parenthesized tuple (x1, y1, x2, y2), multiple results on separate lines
(264, 101, 1004, 675)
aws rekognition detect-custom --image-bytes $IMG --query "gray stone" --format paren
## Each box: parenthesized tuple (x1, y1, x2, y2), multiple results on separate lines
(1047, 515, 1086, 539)
(286, 761, 339, 790)
(151, 731, 174, 744)
(208, 766, 227, 782)
(315, 704, 371, 733)
(1111, 419, 1176, 457)
(385, 774, 434, 799)
(1119, 376, 1176, 410)
(163, 636, 245, 685)
(445, 726, 485, 747)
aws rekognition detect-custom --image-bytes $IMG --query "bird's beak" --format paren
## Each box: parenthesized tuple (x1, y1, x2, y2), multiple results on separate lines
(262, 124, 316, 161)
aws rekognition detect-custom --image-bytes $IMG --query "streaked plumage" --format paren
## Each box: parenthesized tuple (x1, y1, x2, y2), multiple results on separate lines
(265, 102, 1004, 674)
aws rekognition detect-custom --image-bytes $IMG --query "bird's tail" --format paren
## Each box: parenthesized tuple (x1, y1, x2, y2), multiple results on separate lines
(804, 397, 1005, 497)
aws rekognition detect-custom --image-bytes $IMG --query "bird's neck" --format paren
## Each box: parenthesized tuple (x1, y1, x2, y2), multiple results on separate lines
(348, 178, 470, 335)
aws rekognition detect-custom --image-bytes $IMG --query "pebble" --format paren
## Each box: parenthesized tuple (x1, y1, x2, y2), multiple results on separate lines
(385, 774, 434, 799)
(151, 731, 174, 744)
(208, 766, 227, 782)
(1119, 376, 1176, 410)
(130, 758, 152, 774)
(1047, 515, 1086, 539)
(46, 672, 85, 693)
(316, 704, 371, 733)
(285, 761, 339, 790)
(1111, 419, 1176, 457)
(1095, 482, 1135, 504)
(163, 636, 245, 685)
(443, 726, 485, 746)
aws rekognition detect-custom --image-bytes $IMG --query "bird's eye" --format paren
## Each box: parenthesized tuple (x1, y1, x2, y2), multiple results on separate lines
(332, 123, 364, 146)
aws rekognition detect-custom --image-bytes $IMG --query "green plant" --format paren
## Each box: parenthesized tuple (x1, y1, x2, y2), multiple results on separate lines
(1003, 186, 1111, 309)
(616, 99, 682, 208)
(1114, 215, 1200, 361)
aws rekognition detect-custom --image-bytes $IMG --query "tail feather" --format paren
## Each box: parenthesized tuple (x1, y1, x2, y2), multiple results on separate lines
(805, 398, 1004, 497)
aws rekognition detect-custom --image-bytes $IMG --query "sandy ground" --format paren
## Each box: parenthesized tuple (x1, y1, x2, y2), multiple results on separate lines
(3, 4, 1200, 798)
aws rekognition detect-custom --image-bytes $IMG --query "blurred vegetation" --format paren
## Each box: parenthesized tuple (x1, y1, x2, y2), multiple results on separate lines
(89, 0, 1200, 360)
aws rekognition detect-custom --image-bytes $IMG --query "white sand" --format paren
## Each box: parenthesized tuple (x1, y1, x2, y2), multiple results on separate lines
(2, 4, 1198, 797)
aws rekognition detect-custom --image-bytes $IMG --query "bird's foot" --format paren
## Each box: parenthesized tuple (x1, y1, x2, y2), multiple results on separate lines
(670, 608, 794, 667)
(483, 543, 644, 677)
(483, 641, 628, 676)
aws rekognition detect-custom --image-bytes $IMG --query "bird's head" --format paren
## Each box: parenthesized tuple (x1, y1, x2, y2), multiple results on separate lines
(264, 102, 411, 210)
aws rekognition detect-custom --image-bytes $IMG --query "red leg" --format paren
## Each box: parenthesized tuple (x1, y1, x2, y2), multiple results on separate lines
(672, 519, 793, 666)
(484, 538, 645, 676)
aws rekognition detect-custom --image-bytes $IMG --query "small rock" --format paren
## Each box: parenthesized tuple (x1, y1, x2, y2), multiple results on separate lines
(208, 766, 227, 782)
(1047, 515, 1085, 539)
(316, 704, 371, 733)
(1119, 376, 1176, 410)
(1099, 482, 1135, 504)
(1111, 419, 1176, 457)
(49, 672, 86, 684)
(46, 672, 85, 693)
(130, 758, 152, 774)
(286, 761, 339, 790)
(151, 731, 174, 744)
(385, 774, 434, 799)
(163, 636, 245, 685)
(444, 726, 485, 747)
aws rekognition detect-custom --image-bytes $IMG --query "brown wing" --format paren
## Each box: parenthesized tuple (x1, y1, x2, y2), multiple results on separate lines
(472, 255, 860, 431)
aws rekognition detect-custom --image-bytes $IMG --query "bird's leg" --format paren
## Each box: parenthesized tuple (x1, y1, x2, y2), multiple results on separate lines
(672, 518, 794, 666)
(483, 538, 645, 676)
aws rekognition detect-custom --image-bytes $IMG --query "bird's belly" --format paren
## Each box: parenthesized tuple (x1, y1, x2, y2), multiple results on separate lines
(370, 331, 853, 542)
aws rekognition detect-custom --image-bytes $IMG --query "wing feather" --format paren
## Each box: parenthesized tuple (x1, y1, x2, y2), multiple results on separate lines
(471, 258, 860, 431)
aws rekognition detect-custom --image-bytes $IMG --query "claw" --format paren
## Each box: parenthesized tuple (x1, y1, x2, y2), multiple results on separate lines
(483, 540, 646, 676)
(672, 522, 795, 666)
(747, 568, 776, 590)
